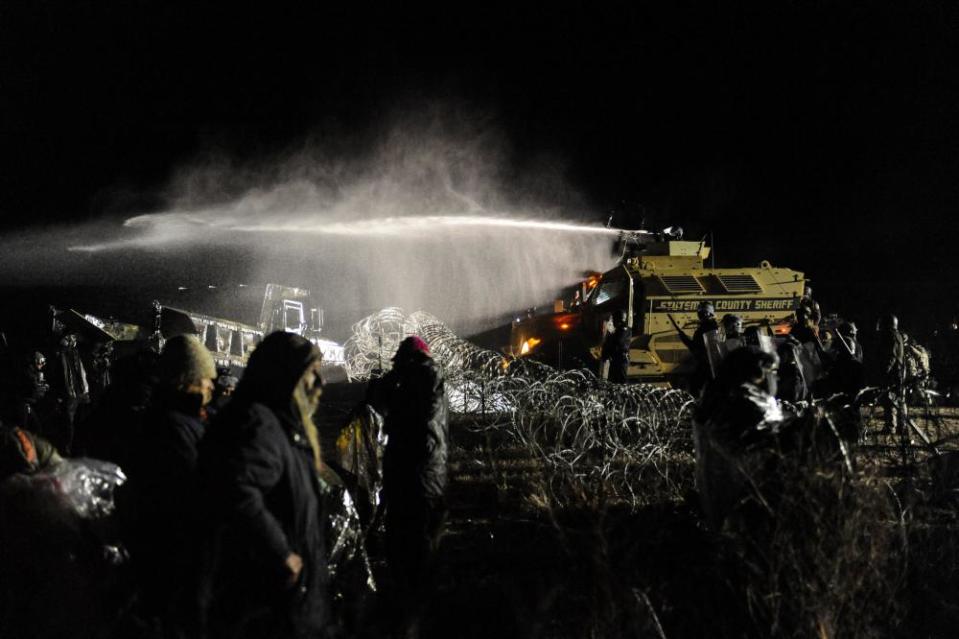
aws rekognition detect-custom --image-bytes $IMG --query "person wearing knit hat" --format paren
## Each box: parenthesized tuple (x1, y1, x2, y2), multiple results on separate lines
(123, 333, 217, 633)
(378, 334, 448, 635)
(198, 331, 331, 639)
(155, 334, 218, 406)
(392, 335, 430, 361)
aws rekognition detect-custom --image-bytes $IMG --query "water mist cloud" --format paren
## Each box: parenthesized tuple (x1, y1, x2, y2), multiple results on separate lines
(3, 111, 621, 330)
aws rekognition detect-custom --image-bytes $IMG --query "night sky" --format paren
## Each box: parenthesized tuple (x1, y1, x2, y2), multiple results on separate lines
(2, 2, 958, 331)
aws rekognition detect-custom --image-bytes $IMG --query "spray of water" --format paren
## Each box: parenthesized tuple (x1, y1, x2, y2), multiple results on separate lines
(69, 213, 616, 251)
(0, 112, 621, 332)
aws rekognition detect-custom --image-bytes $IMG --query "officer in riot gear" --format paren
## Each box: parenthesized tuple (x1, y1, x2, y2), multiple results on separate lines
(838, 322, 863, 363)
(722, 314, 744, 341)
(601, 310, 631, 383)
(790, 305, 819, 346)
(694, 348, 783, 528)
(876, 314, 905, 434)
(670, 301, 720, 396)
(817, 321, 866, 398)
(798, 285, 822, 329)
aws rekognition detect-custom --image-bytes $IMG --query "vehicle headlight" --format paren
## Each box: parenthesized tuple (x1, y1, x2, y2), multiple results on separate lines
(521, 337, 542, 355)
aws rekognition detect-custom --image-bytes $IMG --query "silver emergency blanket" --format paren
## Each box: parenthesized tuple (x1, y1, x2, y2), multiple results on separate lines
(2, 458, 126, 519)
(0, 459, 129, 638)
(323, 473, 377, 595)
(334, 404, 385, 528)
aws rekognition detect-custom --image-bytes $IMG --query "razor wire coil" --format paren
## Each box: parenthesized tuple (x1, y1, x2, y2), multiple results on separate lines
(345, 308, 697, 509)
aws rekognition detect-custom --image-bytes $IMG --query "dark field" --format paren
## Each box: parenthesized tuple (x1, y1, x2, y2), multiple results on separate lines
(354, 405, 959, 639)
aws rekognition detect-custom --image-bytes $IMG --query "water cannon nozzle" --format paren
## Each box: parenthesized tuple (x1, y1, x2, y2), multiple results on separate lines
(662, 225, 683, 240)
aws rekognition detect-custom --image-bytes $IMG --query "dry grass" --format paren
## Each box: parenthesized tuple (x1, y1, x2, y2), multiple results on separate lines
(444, 398, 959, 638)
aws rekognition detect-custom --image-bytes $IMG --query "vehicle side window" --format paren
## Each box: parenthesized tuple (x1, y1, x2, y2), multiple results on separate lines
(592, 280, 625, 306)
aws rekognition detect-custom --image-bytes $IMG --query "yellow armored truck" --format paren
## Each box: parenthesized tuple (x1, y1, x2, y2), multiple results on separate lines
(511, 233, 805, 384)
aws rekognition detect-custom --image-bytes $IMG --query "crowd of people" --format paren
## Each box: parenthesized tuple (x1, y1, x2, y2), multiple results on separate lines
(0, 324, 449, 639)
(0, 288, 947, 637)
(675, 286, 928, 529)
(664, 285, 923, 406)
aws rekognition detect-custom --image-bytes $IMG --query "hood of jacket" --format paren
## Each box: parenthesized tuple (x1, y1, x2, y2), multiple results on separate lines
(236, 331, 322, 410)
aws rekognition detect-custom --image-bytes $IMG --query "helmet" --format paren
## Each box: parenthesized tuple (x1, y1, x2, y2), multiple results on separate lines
(877, 314, 898, 331)
(721, 314, 743, 330)
(697, 301, 715, 320)
(719, 347, 780, 392)
(839, 322, 858, 337)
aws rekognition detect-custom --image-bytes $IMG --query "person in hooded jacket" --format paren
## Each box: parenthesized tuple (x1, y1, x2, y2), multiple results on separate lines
(875, 314, 906, 434)
(198, 331, 330, 639)
(377, 335, 449, 633)
(122, 334, 216, 635)
(670, 301, 720, 396)
(694, 348, 784, 528)
(798, 285, 822, 332)
(0, 351, 50, 438)
(600, 310, 632, 383)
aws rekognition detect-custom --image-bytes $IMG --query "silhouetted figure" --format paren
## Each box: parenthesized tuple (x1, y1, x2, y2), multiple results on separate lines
(671, 301, 720, 396)
(379, 336, 449, 636)
(199, 332, 330, 639)
(206, 367, 238, 420)
(48, 333, 89, 455)
(0, 351, 50, 437)
(601, 310, 631, 383)
(798, 285, 822, 331)
(819, 322, 866, 399)
(695, 348, 783, 528)
(838, 322, 863, 363)
(721, 314, 744, 341)
(123, 334, 216, 636)
(0, 421, 62, 481)
(776, 336, 808, 403)
(876, 314, 906, 434)
(87, 341, 114, 404)
(74, 348, 157, 467)
(789, 306, 819, 347)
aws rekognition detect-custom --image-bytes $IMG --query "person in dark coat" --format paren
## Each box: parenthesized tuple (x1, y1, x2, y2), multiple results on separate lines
(838, 322, 863, 363)
(875, 314, 906, 434)
(205, 367, 238, 420)
(721, 314, 744, 341)
(0, 351, 50, 437)
(0, 420, 62, 481)
(122, 334, 217, 635)
(670, 301, 720, 396)
(74, 348, 157, 467)
(378, 335, 449, 634)
(776, 336, 808, 403)
(48, 332, 90, 454)
(789, 306, 820, 346)
(694, 348, 784, 528)
(798, 285, 822, 331)
(601, 310, 632, 383)
(815, 321, 866, 399)
(199, 331, 330, 639)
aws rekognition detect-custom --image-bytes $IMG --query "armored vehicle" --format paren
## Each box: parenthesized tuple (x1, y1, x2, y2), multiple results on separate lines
(511, 230, 805, 384)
